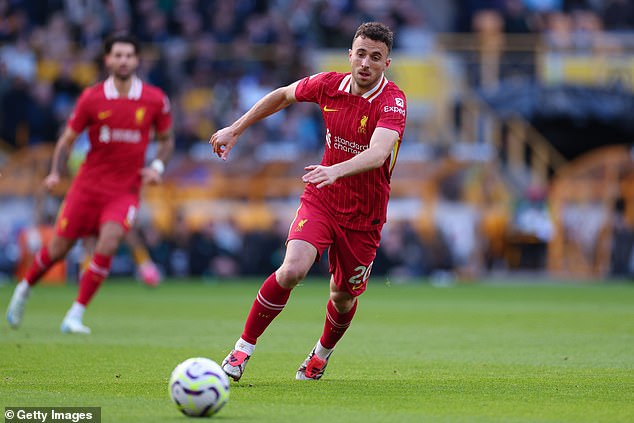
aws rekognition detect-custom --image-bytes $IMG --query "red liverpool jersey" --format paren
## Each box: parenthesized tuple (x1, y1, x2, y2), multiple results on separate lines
(67, 76, 172, 196)
(295, 72, 407, 231)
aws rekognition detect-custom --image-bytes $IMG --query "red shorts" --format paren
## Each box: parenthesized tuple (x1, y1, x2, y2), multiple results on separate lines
(55, 187, 138, 239)
(287, 197, 381, 297)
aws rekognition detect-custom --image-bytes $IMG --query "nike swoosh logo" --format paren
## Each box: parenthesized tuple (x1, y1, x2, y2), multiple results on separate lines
(98, 110, 112, 120)
(323, 106, 338, 112)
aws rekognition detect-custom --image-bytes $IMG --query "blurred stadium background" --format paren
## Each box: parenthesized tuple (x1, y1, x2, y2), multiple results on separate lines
(1, 0, 634, 284)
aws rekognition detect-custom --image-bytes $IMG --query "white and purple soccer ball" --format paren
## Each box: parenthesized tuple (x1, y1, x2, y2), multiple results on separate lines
(169, 357, 230, 417)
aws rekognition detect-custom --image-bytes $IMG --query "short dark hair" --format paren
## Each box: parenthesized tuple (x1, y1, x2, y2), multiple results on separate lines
(353, 22, 394, 53)
(104, 33, 140, 55)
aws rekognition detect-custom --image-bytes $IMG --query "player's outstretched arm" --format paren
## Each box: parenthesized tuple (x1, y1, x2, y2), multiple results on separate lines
(141, 129, 174, 185)
(209, 81, 300, 161)
(303, 127, 400, 189)
(44, 126, 79, 191)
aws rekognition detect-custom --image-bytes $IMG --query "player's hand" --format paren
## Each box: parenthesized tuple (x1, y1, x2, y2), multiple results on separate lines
(43, 172, 61, 190)
(209, 127, 238, 161)
(140, 167, 162, 185)
(302, 165, 339, 189)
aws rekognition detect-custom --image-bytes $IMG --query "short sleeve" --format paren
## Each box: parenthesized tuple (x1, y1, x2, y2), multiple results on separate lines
(154, 93, 172, 133)
(67, 89, 92, 133)
(294, 72, 326, 103)
(376, 90, 407, 138)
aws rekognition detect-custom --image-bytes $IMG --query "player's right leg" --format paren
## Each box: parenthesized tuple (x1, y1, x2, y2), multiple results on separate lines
(222, 239, 317, 381)
(61, 221, 125, 334)
(7, 233, 75, 328)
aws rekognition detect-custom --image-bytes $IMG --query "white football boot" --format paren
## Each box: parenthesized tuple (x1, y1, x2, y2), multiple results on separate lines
(60, 315, 91, 334)
(221, 350, 250, 381)
(296, 346, 332, 380)
(6, 281, 30, 329)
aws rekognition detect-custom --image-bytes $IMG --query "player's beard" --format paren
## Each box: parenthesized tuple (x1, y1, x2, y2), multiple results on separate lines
(113, 66, 134, 81)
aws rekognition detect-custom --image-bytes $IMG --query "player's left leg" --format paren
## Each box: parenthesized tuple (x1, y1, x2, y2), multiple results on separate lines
(61, 221, 125, 334)
(296, 280, 357, 380)
(296, 227, 380, 380)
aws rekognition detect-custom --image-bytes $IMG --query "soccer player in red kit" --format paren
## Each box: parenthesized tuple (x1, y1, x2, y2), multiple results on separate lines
(6, 33, 173, 334)
(210, 22, 407, 380)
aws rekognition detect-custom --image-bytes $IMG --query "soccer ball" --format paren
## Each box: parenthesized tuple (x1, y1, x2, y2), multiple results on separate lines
(169, 357, 230, 417)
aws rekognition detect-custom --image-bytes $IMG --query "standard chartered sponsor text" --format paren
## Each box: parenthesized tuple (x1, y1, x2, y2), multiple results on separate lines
(333, 135, 368, 155)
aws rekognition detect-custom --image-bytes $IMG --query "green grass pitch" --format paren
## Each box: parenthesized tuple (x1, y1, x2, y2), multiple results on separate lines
(1, 278, 633, 422)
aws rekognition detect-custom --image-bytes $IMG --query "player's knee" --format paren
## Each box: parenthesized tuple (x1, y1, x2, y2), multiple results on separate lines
(95, 224, 125, 256)
(47, 248, 66, 262)
(48, 236, 74, 261)
(96, 240, 120, 256)
(330, 291, 355, 313)
(276, 264, 309, 289)
(95, 234, 123, 256)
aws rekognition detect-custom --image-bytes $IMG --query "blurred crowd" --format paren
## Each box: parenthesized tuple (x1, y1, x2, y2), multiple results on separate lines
(0, 0, 632, 281)
(0, 0, 435, 153)
(109, 213, 441, 281)
(457, 0, 634, 35)
(1, 0, 632, 151)
(0, 203, 456, 282)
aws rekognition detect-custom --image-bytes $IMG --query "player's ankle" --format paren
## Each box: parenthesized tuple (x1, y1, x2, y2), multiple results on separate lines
(234, 338, 256, 356)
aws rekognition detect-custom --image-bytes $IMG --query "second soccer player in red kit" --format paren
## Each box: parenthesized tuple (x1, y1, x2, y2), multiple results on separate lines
(6, 33, 173, 334)
(210, 22, 407, 381)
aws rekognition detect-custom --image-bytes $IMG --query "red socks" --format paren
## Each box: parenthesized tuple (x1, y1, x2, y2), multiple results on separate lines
(241, 273, 291, 344)
(76, 253, 112, 306)
(24, 247, 54, 286)
(320, 299, 358, 349)
(240, 273, 357, 349)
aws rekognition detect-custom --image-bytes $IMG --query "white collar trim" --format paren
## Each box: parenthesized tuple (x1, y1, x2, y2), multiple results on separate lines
(337, 73, 387, 101)
(104, 76, 143, 100)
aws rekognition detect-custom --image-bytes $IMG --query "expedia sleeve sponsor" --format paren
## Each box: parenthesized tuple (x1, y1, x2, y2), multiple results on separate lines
(383, 105, 406, 116)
